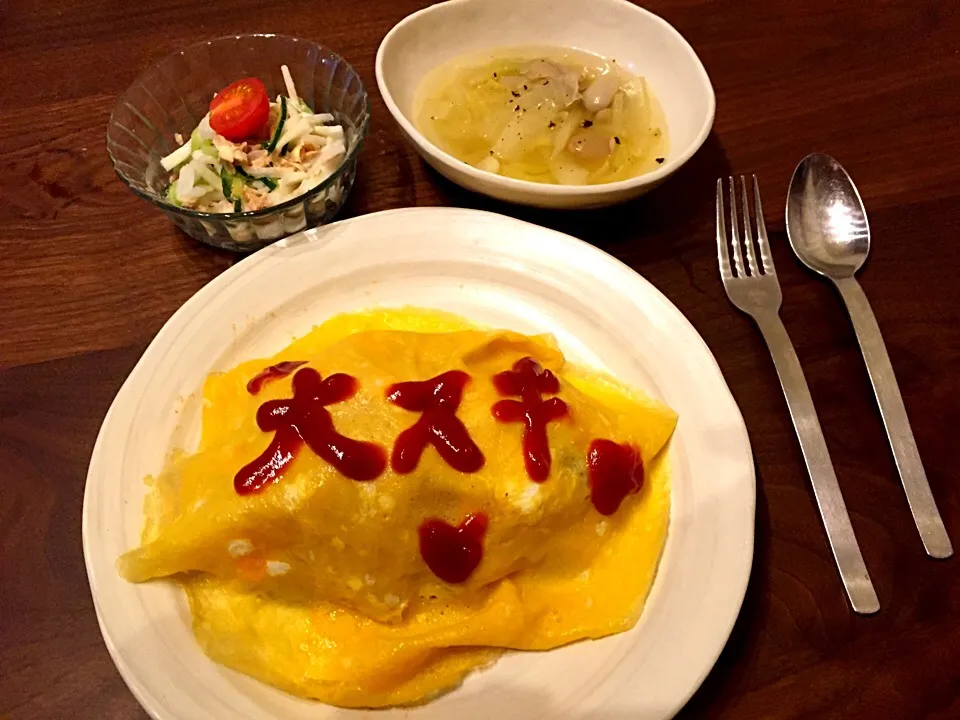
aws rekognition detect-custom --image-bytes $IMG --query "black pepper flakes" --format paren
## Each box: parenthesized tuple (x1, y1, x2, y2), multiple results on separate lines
(514, 105, 520, 111)
(511, 90, 520, 98)
(523, 84, 528, 90)
(614, 136, 621, 144)
(548, 121, 557, 128)
(582, 120, 594, 128)
(543, 80, 549, 85)
(656, 157, 665, 164)
(493, 72, 498, 78)
(489, 150, 494, 155)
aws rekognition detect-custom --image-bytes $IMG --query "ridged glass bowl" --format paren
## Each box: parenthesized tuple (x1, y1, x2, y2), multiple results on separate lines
(107, 35, 370, 252)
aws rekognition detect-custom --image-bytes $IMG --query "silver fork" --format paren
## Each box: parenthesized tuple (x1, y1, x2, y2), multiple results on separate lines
(717, 175, 879, 615)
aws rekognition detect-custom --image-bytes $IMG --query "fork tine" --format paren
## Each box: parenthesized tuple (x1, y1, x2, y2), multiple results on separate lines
(727, 177, 745, 277)
(740, 175, 759, 276)
(753, 175, 775, 275)
(716, 179, 732, 279)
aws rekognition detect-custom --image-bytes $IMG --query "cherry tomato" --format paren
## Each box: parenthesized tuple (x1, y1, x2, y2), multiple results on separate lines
(208, 78, 270, 142)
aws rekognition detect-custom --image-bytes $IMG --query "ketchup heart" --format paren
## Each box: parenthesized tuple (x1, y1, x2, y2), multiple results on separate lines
(587, 439, 644, 516)
(418, 513, 489, 583)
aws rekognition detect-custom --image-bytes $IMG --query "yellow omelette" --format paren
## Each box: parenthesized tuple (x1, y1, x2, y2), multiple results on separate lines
(118, 308, 676, 707)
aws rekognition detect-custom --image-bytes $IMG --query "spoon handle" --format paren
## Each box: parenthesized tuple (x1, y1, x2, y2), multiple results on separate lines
(755, 313, 879, 614)
(834, 276, 953, 558)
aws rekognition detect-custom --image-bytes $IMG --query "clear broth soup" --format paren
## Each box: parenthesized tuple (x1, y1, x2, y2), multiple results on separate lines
(415, 47, 668, 186)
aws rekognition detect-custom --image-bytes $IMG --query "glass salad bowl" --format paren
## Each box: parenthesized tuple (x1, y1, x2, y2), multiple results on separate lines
(107, 35, 370, 252)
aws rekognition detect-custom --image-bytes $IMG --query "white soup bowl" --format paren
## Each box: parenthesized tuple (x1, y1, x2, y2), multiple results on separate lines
(376, 0, 715, 209)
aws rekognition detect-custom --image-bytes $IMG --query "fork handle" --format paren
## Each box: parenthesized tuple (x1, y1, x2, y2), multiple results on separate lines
(834, 277, 953, 558)
(755, 312, 880, 614)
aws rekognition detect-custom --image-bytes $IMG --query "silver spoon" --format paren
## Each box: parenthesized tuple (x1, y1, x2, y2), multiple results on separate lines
(786, 153, 952, 559)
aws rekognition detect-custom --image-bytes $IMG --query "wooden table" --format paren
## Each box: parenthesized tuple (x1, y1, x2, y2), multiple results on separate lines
(2, 0, 958, 717)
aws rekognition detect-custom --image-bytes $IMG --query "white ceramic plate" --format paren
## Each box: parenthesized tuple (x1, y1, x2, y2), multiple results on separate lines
(84, 207, 754, 720)
(376, 0, 715, 208)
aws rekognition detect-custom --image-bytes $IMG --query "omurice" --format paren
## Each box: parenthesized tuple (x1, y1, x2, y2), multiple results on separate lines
(118, 308, 677, 708)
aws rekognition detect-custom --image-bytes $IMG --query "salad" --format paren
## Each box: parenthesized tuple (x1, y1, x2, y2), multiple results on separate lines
(160, 65, 346, 214)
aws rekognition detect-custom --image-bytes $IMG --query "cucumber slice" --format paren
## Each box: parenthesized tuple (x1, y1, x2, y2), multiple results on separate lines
(191, 127, 218, 158)
(234, 165, 277, 191)
(165, 182, 180, 206)
(220, 166, 247, 202)
(265, 96, 287, 154)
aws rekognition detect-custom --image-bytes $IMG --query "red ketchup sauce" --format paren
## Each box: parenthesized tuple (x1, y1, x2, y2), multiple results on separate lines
(587, 439, 644, 516)
(234, 367, 386, 494)
(246, 360, 308, 395)
(491, 357, 568, 482)
(418, 513, 489, 583)
(386, 370, 485, 473)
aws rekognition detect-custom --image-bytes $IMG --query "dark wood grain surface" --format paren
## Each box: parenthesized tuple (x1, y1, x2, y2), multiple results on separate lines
(2, 0, 959, 717)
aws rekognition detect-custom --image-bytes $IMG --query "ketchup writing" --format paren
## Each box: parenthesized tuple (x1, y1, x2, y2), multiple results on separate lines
(387, 371, 484, 473)
(234, 368, 386, 494)
(418, 513, 488, 583)
(491, 357, 568, 482)
(246, 360, 308, 395)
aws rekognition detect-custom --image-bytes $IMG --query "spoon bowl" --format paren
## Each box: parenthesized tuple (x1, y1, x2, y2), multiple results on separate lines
(786, 153, 870, 278)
